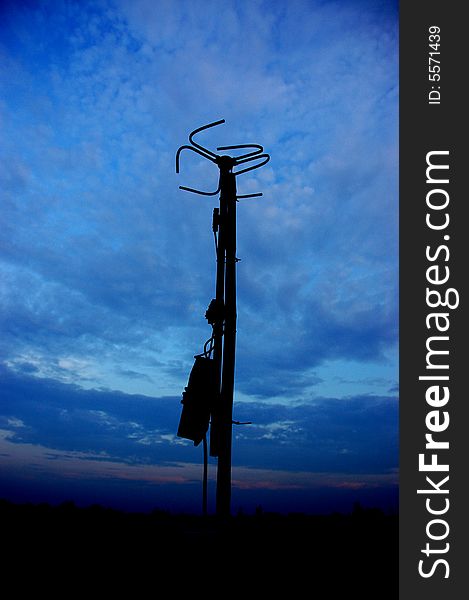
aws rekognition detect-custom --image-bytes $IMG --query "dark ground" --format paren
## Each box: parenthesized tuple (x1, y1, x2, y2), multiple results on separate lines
(1, 498, 398, 596)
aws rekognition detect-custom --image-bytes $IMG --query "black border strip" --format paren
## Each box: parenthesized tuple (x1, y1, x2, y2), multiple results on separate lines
(400, 2, 467, 597)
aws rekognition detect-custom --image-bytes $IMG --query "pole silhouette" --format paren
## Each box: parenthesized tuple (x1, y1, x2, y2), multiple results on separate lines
(176, 120, 269, 516)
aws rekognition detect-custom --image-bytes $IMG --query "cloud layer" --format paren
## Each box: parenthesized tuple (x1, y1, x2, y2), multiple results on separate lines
(0, 0, 398, 511)
(1, 364, 397, 512)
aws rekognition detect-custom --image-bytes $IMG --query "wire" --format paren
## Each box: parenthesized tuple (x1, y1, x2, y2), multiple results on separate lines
(194, 332, 216, 360)
(202, 434, 208, 516)
(204, 334, 214, 357)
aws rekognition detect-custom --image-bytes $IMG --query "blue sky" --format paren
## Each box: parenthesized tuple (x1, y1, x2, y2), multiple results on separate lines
(0, 0, 398, 514)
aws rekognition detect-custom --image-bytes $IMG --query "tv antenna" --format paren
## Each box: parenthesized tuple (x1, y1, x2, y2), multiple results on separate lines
(176, 119, 270, 517)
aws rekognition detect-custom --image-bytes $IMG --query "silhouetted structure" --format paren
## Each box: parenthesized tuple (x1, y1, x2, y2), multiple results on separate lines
(176, 120, 270, 516)
(0, 498, 398, 597)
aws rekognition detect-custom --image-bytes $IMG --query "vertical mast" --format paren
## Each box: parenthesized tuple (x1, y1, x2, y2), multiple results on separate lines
(176, 120, 269, 516)
(215, 162, 237, 517)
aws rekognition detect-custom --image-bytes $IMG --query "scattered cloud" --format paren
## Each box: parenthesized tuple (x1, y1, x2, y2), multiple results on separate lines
(0, 0, 398, 511)
(1, 363, 397, 476)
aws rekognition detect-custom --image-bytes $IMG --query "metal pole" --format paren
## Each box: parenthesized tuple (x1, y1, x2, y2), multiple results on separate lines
(176, 120, 269, 518)
(202, 434, 208, 516)
(215, 163, 237, 517)
(209, 182, 226, 460)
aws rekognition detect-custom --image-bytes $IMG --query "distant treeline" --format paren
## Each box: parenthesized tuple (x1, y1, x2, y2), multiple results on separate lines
(1, 498, 398, 597)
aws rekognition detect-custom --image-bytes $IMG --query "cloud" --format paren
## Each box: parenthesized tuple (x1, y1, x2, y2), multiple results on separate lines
(0, 364, 397, 476)
(232, 393, 398, 474)
(0, 362, 397, 511)
(0, 0, 398, 514)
